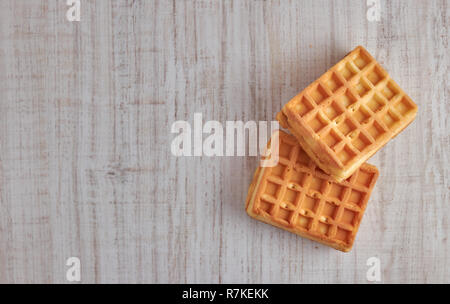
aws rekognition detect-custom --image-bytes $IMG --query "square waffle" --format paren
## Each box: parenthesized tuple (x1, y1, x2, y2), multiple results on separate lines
(277, 46, 417, 181)
(245, 130, 379, 252)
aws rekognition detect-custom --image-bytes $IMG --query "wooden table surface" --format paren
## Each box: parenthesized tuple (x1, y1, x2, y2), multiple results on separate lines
(0, 0, 448, 283)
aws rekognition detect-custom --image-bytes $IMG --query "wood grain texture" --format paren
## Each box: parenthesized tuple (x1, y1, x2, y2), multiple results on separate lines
(0, 0, 448, 283)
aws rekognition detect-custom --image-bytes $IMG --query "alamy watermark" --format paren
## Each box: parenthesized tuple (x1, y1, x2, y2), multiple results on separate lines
(66, 0, 81, 22)
(366, 256, 381, 282)
(367, 0, 381, 22)
(171, 113, 280, 167)
(66, 257, 81, 282)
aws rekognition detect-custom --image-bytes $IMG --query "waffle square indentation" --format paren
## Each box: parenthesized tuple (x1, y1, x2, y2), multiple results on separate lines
(323, 72, 344, 93)
(382, 110, 400, 129)
(338, 118, 357, 136)
(264, 181, 281, 199)
(352, 132, 372, 152)
(294, 96, 315, 116)
(296, 149, 310, 166)
(308, 113, 328, 133)
(366, 93, 386, 113)
(323, 129, 342, 149)
(302, 195, 320, 213)
(353, 50, 371, 70)
(308, 83, 330, 105)
(259, 199, 274, 213)
(394, 96, 416, 116)
(328, 183, 345, 201)
(279, 141, 294, 158)
(337, 145, 357, 165)
(380, 80, 399, 101)
(366, 66, 385, 86)
(356, 169, 375, 187)
(290, 170, 307, 187)
(348, 189, 365, 206)
(353, 105, 371, 124)
(336, 228, 351, 243)
(366, 120, 386, 140)
(317, 222, 331, 236)
(324, 100, 344, 121)
(338, 62, 358, 81)
(309, 176, 326, 193)
(337, 89, 358, 109)
(283, 188, 300, 205)
(341, 208, 357, 226)
(271, 162, 287, 178)
(277, 207, 293, 222)
(321, 201, 338, 219)
(296, 214, 313, 229)
(354, 78, 371, 97)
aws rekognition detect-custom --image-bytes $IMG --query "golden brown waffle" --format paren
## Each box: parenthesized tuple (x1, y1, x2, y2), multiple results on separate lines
(246, 130, 379, 252)
(277, 46, 417, 181)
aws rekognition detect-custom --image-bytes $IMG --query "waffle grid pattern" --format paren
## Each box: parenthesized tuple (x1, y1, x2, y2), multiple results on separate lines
(285, 46, 417, 168)
(254, 132, 378, 248)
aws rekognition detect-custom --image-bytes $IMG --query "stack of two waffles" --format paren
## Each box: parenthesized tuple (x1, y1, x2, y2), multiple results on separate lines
(246, 46, 418, 251)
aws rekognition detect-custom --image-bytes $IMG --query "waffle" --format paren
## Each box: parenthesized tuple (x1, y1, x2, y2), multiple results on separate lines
(277, 46, 417, 181)
(245, 130, 379, 252)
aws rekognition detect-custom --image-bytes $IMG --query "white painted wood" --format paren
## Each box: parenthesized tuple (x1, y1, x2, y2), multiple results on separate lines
(0, 0, 448, 283)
